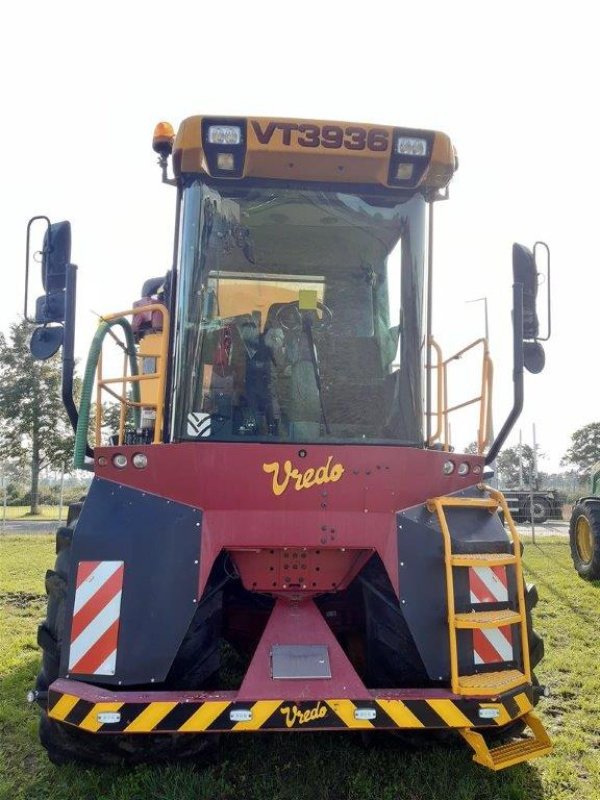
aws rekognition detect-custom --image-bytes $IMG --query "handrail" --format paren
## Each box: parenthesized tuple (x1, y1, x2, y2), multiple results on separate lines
(427, 337, 444, 445)
(426, 337, 493, 454)
(74, 317, 141, 469)
(93, 304, 169, 449)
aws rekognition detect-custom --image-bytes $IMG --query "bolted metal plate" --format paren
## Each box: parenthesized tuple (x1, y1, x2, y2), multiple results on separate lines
(271, 645, 331, 679)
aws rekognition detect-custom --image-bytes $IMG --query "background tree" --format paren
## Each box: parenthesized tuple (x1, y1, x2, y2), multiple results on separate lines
(0, 320, 75, 514)
(496, 444, 546, 489)
(561, 422, 600, 478)
(462, 441, 480, 454)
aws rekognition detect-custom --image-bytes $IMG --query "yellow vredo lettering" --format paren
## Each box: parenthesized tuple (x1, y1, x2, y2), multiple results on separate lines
(301, 468, 315, 489)
(264, 457, 344, 497)
(280, 702, 327, 728)
(263, 460, 292, 496)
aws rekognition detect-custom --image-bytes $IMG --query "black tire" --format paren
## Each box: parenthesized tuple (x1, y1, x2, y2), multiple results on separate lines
(569, 501, 600, 580)
(36, 503, 220, 765)
(360, 559, 432, 689)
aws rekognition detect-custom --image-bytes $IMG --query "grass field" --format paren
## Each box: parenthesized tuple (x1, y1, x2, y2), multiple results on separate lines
(1, 533, 599, 800)
(1, 506, 62, 522)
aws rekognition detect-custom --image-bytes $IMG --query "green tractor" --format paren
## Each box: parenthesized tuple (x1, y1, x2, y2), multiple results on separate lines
(569, 462, 600, 580)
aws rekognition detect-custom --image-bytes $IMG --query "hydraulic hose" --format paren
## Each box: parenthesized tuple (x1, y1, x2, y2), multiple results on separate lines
(74, 318, 141, 470)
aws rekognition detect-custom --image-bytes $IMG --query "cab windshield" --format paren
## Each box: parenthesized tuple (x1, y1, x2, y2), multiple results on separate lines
(172, 181, 426, 444)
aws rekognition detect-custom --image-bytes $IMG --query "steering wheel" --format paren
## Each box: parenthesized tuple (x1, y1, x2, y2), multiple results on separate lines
(274, 300, 333, 332)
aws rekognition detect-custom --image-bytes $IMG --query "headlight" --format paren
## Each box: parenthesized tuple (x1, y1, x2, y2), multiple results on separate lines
(396, 136, 427, 156)
(132, 453, 148, 469)
(207, 125, 242, 145)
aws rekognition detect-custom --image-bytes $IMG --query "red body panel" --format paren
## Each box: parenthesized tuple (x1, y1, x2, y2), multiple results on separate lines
(95, 443, 484, 598)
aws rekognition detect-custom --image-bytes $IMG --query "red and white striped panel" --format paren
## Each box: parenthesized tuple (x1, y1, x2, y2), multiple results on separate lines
(68, 561, 124, 676)
(469, 565, 508, 604)
(469, 565, 514, 664)
(473, 626, 514, 664)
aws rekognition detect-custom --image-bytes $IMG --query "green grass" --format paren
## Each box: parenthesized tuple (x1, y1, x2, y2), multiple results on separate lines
(1, 506, 62, 522)
(0, 534, 599, 800)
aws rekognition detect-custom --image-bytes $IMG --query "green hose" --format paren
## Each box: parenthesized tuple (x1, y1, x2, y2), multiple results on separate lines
(74, 318, 141, 470)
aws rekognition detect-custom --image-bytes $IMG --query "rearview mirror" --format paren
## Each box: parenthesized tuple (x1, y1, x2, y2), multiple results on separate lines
(523, 340, 545, 374)
(42, 221, 71, 292)
(512, 243, 539, 340)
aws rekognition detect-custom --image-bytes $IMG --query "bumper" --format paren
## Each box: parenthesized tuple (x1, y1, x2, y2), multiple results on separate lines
(48, 679, 533, 734)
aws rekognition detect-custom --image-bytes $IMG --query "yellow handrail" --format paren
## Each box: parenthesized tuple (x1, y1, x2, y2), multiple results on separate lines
(427, 337, 493, 454)
(427, 336, 445, 445)
(94, 304, 170, 447)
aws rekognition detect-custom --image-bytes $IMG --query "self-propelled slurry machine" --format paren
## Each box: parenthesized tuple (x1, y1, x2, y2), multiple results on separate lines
(25, 115, 552, 769)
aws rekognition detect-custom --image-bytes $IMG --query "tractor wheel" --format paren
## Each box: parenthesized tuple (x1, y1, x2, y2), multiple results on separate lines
(35, 505, 219, 765)
(569, 502, 600, 580)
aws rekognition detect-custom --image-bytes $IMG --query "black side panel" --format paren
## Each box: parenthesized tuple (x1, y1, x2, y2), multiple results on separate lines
(397, 505, 449, 681)
(397, 489, 515, 682)
(60, 478, 202, 685)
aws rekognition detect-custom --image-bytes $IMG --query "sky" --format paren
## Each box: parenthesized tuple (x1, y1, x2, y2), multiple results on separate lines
(1, 0, 597, 474)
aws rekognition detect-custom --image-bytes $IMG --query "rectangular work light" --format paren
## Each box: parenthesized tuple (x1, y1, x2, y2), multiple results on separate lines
(207, 125, 243, 145)
(396, 136, 428, 156)
(202, 118, 247, 177)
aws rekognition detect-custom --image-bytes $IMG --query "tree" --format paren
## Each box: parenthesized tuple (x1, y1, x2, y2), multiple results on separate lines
(463, 441, 480, 454)
(561, 422, 600, 478)
(0, 320, 75, 514)
(496, 444, 546, 489)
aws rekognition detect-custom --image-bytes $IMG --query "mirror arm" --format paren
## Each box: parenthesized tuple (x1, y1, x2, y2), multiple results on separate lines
(61, 264, 78, 433)
(485, 283, 524, 465)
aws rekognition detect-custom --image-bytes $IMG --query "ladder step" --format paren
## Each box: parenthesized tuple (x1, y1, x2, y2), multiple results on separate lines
(451, 553, 517, 567)
(432, 497, 499, 509)
(457, 669, 528, 696)
(459, 712, 552, 770)
(454, 609, 522, 629)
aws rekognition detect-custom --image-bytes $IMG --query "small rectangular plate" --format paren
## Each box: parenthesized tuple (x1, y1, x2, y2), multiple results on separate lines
(271, 645, 331, 679)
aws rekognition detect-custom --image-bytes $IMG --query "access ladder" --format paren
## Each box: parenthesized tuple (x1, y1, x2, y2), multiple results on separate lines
(427, 485, 552, 769)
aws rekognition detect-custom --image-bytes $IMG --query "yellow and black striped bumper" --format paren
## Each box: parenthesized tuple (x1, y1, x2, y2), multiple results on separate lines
(48, 680, 533, 734)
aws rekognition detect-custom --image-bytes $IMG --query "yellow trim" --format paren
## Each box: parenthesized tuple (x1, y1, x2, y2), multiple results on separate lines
(232, 700, 282, 731)
(124, 701, 178, 732)
(79, 702, 124, 733)
(178, 701, 231, 732)
(513, 692, 533, 716)
(49, 694, 79, 721)
(426, 700, 472, 728)
(173, 116, 456, 192)
(375, 699, 425, 728)
(327, 700, 374, 729)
